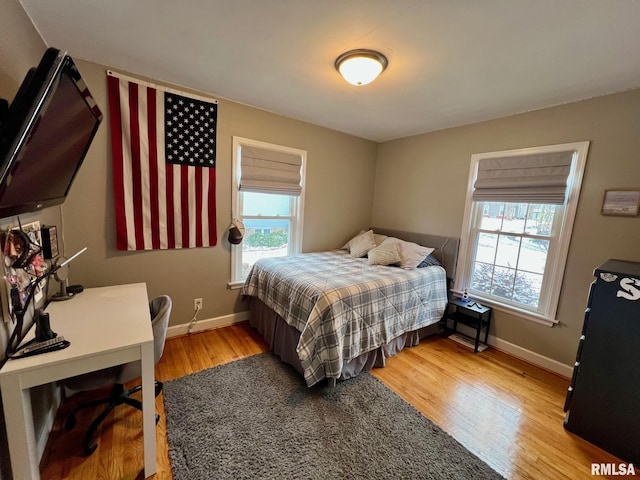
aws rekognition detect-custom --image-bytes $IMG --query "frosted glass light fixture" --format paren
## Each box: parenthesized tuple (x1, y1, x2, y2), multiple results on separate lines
(335, 49, 388, 86)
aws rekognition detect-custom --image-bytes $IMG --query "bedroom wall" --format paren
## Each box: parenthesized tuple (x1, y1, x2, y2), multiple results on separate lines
(373, 88, 640, 369)
(59, 59, 377, 330)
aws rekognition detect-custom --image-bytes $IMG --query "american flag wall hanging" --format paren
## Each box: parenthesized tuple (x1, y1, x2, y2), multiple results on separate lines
(107, 71, 217, 250)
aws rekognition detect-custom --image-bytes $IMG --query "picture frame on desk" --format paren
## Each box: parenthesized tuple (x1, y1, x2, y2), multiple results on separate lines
(601, 189, 640, 217)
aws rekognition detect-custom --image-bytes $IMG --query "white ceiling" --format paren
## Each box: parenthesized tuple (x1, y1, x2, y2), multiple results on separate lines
(19, 0, 640, 142)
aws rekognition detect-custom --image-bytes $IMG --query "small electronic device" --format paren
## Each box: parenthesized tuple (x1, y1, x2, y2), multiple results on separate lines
(41, 225, 59, 259)
(11, 335, 68, 358)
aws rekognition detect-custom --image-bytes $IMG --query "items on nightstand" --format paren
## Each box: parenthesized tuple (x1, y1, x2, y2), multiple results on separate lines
(444, 297, 492, 353)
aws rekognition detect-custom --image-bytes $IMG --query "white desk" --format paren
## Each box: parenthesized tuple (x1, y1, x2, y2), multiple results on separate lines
(0, 283, 156, 479)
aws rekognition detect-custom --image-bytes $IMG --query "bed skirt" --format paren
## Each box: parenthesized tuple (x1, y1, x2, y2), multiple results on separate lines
(248, 297, 442, 386)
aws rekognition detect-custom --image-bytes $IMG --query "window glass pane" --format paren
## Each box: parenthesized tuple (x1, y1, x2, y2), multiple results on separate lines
(242, 192, 291, 216)
(514, 271, 542, 308)
(476, 232, 498, 264)
(524, 204, 556, 237)
(519, 238, 548, 274)
(501, 203, 527, 233)
(479, 202, 505, 230)
(495, 234, 520, 269)
(241, 218, 291, 278)
(490, 266, 515, 299)
(471, 262, 493, 294)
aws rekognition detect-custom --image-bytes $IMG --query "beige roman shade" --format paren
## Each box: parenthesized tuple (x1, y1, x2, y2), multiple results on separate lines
(472, 150, 574, 204)
(239, 146, 302, 196)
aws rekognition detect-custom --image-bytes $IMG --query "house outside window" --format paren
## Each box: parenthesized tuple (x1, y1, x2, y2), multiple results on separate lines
(456, 142, 589, 326)
(230, 137, 306, 286)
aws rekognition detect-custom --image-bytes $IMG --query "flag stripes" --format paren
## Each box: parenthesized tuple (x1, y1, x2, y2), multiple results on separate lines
(107, 72, 217, 250)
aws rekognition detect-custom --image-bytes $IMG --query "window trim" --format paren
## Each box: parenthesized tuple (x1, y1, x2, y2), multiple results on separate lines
(230, 136, 306, 287)
(455, 141, 589, 326)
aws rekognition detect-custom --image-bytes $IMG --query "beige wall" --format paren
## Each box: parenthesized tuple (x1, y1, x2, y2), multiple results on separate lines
(60, 60, 377, 328)
(373, 89, 640, 366)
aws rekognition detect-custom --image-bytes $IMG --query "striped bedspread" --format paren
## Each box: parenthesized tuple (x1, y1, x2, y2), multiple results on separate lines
(241, 250, 448, 386)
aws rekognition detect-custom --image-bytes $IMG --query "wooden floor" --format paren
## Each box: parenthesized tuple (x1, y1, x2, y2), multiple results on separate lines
(39, 321, 624, 480)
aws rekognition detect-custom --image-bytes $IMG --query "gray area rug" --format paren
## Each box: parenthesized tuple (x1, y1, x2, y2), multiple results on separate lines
(163, 352, 503, 479)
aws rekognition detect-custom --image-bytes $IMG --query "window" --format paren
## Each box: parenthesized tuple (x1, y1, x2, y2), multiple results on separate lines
(230, 137, 306, 286)
(456, 142, 589, 326)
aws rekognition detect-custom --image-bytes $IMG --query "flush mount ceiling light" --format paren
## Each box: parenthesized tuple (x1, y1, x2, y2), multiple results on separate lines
(335, 49, 388, 86)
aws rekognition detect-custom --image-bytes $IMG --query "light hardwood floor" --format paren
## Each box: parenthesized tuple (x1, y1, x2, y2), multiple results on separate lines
(40, 322, 624, 480)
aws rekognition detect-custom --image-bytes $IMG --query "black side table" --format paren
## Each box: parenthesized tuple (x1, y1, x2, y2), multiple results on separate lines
(446, 298, 492, 352)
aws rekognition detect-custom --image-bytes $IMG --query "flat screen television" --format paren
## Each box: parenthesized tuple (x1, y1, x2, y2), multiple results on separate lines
(0, 48, 102, 219)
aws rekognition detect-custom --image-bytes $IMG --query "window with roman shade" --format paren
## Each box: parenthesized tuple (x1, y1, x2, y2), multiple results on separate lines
(456, 142, 589, 325)
(230, 137, 306, 286)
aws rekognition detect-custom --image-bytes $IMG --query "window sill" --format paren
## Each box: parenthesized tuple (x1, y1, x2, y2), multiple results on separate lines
(228, 281, 244, 290)
(467, 295, 558, 327)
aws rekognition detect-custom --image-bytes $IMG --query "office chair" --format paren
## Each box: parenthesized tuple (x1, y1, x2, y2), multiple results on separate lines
(64, 295, 172, 455)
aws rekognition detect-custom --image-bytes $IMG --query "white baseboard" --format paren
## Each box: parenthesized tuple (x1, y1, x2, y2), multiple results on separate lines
(167, 311, 250, 337)
(453, 324, 573, 379)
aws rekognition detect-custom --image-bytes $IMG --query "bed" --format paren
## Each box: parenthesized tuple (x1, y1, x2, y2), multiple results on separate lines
(241, 228, 459, 387)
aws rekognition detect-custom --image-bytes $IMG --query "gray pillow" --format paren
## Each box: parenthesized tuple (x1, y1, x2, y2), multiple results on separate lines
(417, 253, 442, 268)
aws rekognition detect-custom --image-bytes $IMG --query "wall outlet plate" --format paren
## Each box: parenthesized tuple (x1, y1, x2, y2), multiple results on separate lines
(194, 298, 203, 310)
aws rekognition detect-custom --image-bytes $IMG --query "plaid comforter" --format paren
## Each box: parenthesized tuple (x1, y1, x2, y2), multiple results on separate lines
(241, 250, 448, 386)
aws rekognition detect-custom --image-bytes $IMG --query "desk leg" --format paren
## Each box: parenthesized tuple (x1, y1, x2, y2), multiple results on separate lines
(140, 341, 157, 478)
(1, 375, 40, 480)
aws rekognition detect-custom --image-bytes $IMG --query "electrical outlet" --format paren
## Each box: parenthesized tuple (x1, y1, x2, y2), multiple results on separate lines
(194, 298, 203, 310)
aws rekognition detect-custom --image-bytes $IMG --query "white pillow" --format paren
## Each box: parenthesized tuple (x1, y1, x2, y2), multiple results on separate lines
(381, 237, 435, 269)
(342, 230, 387, 249)
(342, 230, 365, 250)
(368, 241, 401, 266)
(373, 233, 388, 246)
(348, 230, 377, 258)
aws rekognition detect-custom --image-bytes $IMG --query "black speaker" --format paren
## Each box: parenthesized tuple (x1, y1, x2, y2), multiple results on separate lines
(35, 311, 56, 342)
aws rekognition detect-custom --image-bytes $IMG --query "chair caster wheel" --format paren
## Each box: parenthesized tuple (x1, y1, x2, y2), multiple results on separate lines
(83, 441, 97, 456)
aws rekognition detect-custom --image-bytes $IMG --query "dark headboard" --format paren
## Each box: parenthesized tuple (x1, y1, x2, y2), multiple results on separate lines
(371, 227, 460, 282)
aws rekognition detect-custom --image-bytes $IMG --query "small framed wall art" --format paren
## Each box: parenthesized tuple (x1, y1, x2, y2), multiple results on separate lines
(601, 189, 640, 216)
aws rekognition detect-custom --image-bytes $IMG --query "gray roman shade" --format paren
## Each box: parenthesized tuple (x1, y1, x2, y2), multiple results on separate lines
(472, 150, 574, 204)
(239, 146, 302, 196)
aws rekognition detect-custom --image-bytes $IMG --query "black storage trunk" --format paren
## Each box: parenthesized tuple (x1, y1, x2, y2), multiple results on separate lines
(564, 259, 640, 464)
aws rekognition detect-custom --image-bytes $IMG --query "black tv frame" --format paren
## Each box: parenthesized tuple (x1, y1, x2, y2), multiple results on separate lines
(0, 48, 103, 219)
